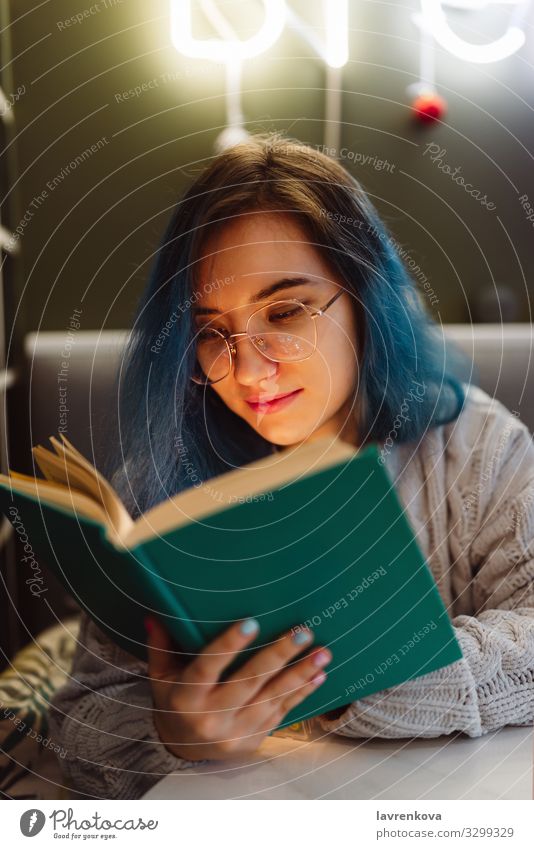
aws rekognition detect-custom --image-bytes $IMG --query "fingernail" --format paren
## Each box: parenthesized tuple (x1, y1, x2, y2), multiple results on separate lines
(313, 649, 331, 667)
(240, 618, 259, 635)
(144, 617, 154, 635)
(312, 671, 327, 686)
(292, 629, 312, 645)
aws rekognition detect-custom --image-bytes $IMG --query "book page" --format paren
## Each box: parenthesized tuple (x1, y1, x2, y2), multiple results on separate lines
(0, 473, 111, 528)
(51, 435, 133, 536)
(32, 438, 133, 539)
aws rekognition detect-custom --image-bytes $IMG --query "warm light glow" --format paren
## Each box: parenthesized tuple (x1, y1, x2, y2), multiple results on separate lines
(323, 0, 349, 68)
(170, 0, 286, 61)
(421, 0, 526, 62)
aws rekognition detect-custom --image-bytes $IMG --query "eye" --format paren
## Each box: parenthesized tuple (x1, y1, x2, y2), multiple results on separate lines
(266, 300, 313, 322)
(195, 319, 229, 335)
(197, 325, 228, 340)
(270, 305, 304, 321)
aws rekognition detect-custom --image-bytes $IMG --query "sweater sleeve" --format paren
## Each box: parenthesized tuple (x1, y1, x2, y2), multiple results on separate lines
(48, 611, 208, 799)
(317, 401, 534, 740)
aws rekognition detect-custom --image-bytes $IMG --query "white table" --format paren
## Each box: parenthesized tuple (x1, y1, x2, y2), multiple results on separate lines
(143, 724, 533, 800)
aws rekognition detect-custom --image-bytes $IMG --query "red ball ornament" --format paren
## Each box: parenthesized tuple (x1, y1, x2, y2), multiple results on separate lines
(411, 90, 447, 123)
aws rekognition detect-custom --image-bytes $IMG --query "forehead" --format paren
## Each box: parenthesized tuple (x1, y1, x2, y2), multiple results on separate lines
(194, 212, 333, 308)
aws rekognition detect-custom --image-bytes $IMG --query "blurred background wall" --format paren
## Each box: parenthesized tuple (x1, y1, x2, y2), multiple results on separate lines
(2, 0, 533, 347)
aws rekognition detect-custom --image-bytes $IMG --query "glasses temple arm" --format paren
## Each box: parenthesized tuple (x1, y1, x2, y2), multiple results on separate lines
(315, 287, 345, 316)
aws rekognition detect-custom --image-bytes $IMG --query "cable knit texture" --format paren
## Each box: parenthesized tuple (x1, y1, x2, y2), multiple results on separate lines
(48, 384, 534, 798)
(47, 612, 208, 800)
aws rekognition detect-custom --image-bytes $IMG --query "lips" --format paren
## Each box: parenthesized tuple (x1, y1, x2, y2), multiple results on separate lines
(245, 388, 304, 412)
(246, 390, 301, 404)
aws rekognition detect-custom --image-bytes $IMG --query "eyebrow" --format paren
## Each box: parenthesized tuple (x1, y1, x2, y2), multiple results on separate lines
(192, 276, 318, 316)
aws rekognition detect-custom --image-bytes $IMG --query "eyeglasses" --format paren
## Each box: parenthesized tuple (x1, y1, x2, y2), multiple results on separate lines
(191, 287, 345, 385)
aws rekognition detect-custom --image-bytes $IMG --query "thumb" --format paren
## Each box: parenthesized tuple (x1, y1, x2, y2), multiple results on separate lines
(144, 616, 187, 680)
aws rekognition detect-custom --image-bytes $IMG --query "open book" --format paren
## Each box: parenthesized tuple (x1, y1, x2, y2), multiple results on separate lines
(0, 434, 462, 730)
(7, 433, 371, 548)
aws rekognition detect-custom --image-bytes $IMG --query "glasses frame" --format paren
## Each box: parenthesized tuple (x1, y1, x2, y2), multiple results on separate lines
(191, 286, 345, 385)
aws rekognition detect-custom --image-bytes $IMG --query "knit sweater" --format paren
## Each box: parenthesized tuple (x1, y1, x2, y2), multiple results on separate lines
(48, 384, 534, 799)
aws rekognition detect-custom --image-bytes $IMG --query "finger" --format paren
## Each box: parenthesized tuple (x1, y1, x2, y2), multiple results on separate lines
(239, 669, 329, 736)
(145, 617, 188, 681)
(181, 617, 262, 688)
(245, 646, 332, 711)
(213, 626, 316, 709)
(276, 668, 328, 719)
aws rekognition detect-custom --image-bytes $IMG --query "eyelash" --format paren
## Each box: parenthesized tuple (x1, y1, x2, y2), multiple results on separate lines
(196, 299, 314, 332)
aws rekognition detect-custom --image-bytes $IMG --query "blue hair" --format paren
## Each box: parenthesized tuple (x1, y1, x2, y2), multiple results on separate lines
(103, 132, 472, 519)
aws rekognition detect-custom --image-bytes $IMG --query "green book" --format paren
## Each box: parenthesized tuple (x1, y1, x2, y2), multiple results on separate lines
(0, 433, 462, 730)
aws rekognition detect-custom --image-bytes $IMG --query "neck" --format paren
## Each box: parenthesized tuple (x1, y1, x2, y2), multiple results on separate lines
(272, 421, 360, 453)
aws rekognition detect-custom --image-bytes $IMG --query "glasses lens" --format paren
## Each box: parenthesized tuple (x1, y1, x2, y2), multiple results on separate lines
(192, 301, 316, 384)
(248, 300, 316, 360)
(193, 327, 231, 384)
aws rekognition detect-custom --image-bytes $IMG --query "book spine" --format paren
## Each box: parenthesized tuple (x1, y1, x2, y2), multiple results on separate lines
(133, 543, 205, 653)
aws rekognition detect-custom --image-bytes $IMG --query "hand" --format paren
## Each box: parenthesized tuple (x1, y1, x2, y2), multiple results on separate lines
(145, 616, 331, 762)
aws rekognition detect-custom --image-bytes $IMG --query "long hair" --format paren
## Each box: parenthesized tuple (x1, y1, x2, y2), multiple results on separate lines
(103, 132, 471, 519)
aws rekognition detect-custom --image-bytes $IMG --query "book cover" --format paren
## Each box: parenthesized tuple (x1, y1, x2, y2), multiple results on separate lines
(0, 439, 463, 729)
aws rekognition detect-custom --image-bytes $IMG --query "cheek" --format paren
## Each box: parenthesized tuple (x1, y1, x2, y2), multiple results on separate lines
(209, 384, 232, 409)
(317, 322, 359, 386)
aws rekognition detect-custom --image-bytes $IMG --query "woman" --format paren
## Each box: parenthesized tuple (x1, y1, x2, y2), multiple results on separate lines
(49, 133, 534, 799)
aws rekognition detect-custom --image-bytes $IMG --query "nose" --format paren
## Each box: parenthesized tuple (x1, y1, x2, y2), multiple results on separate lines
(230, 334, 279, 385)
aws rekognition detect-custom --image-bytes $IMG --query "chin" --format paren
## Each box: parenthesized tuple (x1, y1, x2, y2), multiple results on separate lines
(255, 423, 316, 447)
